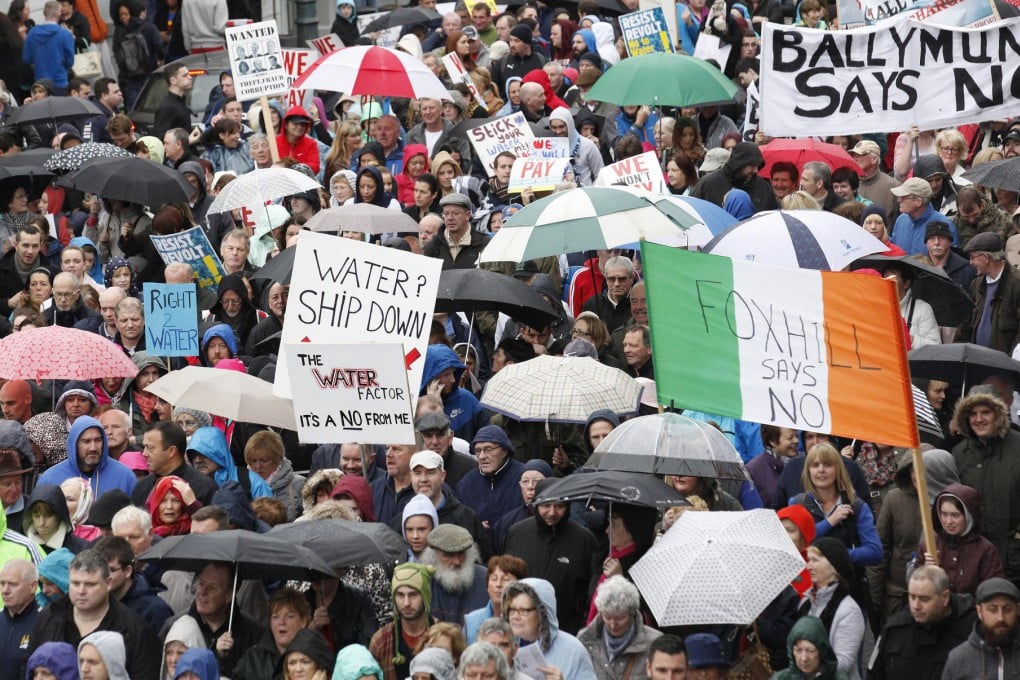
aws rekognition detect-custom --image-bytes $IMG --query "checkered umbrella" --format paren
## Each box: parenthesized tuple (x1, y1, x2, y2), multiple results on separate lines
(480, 354, 642, 423)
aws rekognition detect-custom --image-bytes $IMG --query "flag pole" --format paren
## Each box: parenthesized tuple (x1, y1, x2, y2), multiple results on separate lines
(911, 447, 938, 564)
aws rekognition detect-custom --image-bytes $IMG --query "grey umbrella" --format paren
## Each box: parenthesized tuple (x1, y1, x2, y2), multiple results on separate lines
(961, 157, 1020, 192)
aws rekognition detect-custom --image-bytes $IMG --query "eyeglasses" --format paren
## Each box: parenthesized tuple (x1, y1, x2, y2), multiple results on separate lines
(605, 276, 631, 283)
(108, 562, 132, 573)
(507, 606, 537, 616)
(52, 290, 78, 298)
(937, 146, 961, 155)
(474, 445, 502, 456)
(519, 478, 542, 487)
(220, 297, 243, 307)
(571, 328, 591, 337)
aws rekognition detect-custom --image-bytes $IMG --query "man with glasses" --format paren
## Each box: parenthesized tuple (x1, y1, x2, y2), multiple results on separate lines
(423, 193, 490, 270)
(581, 255, 634, 333)
(890, 178, 957, 256)
(94, 536, 173, 635)
(456, 426, 524, 531)
(956, 232, 1020, 353)
(47, 272, 99, 328)
(416, 412, 477, 487)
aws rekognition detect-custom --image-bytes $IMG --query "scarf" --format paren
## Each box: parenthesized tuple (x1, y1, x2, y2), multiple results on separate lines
(603, 619, 637, 661)
(133, 388, 158, 424)
(856, 442, 897, 488)
(587, 543, 638, 624)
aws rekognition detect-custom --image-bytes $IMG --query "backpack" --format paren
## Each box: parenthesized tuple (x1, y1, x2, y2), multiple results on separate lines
(119, 30, 152, 78)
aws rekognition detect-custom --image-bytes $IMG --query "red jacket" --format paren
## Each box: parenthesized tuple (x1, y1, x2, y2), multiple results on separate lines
(276, 105, 321, 174)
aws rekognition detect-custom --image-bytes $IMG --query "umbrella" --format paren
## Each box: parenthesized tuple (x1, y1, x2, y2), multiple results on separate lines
(250, 246, 296, 285)
(617, 195, 738, 250)
(478, 187, 698, 263)
(291, 45, 449, 101)
(0, 165, 54, 197)
(630, 509, 805, 626)
(584, 412, 750, 480)
(703, 209, 888, 270)
(0, 326, 139, 381)
(435, 268, 558, 330)
(0, 148, 56, 167)
(362, 7, 441, 32)
(269, 519, 407, 567)
(43, 141, 133, 172)
(585, 53, 739, 107)
(480, 354, 642, 423)
(532, 471, 688, 508)
(758, 138, 861, 178)
(56, 156, 192, 207)
(851, 254, 974, 326)
(961, 156, 1020, 192)
(10, 96, 102, 125)
(908, 343, 1020, 390)
(145, 365, 298, 430)
(207, 167, 322, 214)
(304, 204, 420, 235)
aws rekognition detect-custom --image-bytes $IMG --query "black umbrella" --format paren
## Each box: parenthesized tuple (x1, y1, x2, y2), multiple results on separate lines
(44, 141, 133, 172)
(532, 470, 688, 508)
(0, 148, 56, 168)
(250, 246, 295, 285)
(270, 519, 408, 567)
(0, 165, 54, 197)
(435, 268, 558, 330)
(961, 157, 1020, 192)
(56, 156, 192, 206)
(851, 255, 974, 326)
(10, 96, 102, 125)
(363, 7, 441, 32)
(908, 343, 1020, 390)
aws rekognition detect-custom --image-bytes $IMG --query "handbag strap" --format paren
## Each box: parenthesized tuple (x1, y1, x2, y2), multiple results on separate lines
(621, 654, 638, 680)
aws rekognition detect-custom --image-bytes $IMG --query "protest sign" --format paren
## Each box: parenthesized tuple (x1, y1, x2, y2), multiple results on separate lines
(226, 20, 288, 101)
(640, 0, 678, 52)
(143, 283, 199, 357)
(357, 13, 401, 47)
(306, 32, 344, 55)
(760, 19, 1020, 137)
(836, 0, 999, 28)
(285, 342, 416, 444)
(467, 112, 536, 177)
(742, 79, 760, 142)
(150, 226, 225, 291)
(281, 48, 316, 109)
(641, 244, 919, 447)
(527, 137, 570, 158)
(442, 52, 488, 110)
(508, 157, 572, 193)
(620, 8, 675, 56)
(596, 151, 667, 193)
(274, 232, 442, 405)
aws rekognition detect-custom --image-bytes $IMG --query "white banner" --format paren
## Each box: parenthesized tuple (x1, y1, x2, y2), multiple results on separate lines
(467, 112, 535, 177)
(226, 20, 288, 101)
(596, 151, 667, 193)
(285, 342, 416, 444)
(836, 0, 999, 29)
(281, 48, 316, 110)
(760, 19, 1020, 137)
(274, 233, 442, 409)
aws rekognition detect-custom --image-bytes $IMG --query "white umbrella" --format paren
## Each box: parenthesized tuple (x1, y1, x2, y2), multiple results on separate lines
(630, 509, 805, 626)
(145, 366, 297, 430)
(304, 204, 419, 235)
(703, 209, 887, 270)
(480, 354, 642, 423)
(207, 167, 322, 214)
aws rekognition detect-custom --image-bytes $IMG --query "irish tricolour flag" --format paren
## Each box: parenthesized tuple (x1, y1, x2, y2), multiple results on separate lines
(643, 244, 919, 448)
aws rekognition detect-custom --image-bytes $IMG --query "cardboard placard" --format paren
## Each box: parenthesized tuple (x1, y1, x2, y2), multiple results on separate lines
(226, 19, 288, 101)
(467, 112, 535, 177)
(149, 226, 225, 291)
(143, 283, 199, 357)
(596, 150, 667, 193)
(620, 7, 675, 56)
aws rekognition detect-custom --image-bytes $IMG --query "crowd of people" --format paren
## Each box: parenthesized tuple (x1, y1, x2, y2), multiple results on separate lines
(0, 0, 1019, 678)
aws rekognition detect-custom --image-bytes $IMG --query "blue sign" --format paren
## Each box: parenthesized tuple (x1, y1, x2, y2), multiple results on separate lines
(620, 8, 674, 57)
(150, 226, 225, 291)
(143, 283, 199, 357)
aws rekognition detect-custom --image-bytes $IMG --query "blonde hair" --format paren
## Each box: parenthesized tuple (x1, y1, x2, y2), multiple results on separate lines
(800, 443, 856, 502)
(935, 128, 966, 154)
(781, 191, 822, 210)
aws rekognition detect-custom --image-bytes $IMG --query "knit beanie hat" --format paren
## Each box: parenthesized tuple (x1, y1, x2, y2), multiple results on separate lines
(172, 406, 213, 430)
(510, 23, 533, 45)
(811, 536, 855, 584)
(391, 562, 435, 664)
(861, 203, 887, 225)
(578, 51, 603, 70)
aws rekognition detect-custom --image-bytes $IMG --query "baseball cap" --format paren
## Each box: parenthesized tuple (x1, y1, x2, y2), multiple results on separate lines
(409, 450, 444, 470)
(976, 577, 1020, 603)
(850, 140, 880, 156)
(890, 177, 933, 199)
(1004, 128, 1020, 144)
(700, 148, 730, 175)
(462, 25, 479, 41)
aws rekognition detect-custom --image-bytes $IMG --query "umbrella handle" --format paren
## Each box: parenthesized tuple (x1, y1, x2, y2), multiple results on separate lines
(228, 565, 239, 632)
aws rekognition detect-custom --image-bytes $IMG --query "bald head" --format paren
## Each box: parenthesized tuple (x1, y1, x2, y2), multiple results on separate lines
(520, 82, 546, 116)
(164, 263, 196, 284)
(0, 380, 33, 423)
(52, 272, 80, 311)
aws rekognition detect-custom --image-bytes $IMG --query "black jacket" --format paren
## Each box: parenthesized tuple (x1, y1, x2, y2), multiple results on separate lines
(43, 298, 101, 328)
(30, 594, 162, 680)
(870, 592, 975, 680)
(0, 250, 53, 316)
(387, 488, 492, 559)
(161, 603, 265, 677)
(422, 227, 491, 270)
(121, 572, 174, 635)
(690, 142, 778, 214)
(303, 581, 379, 650)
(132, 461, 219, 507)
(153, 91, 192, 139)
(581, 291, 631, 334)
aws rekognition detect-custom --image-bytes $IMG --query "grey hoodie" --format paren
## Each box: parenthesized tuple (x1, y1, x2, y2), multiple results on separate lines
(79, 631, 130, 680)
(942, 623, 1020, 680)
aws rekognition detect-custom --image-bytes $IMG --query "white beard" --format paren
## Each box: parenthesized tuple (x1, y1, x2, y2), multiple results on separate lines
(422, 545, 481, 592)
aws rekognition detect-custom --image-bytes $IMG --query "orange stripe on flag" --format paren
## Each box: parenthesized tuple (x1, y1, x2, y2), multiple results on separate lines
(822, 272, 919, 448)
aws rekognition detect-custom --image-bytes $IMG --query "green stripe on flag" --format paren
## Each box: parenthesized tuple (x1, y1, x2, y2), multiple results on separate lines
(642, 243, 742, 415)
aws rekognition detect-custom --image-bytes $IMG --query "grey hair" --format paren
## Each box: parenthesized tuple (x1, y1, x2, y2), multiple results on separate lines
(803, 161, 832, 188)
(112, 505, 152, 536)
(987, 250, 1008, 262)
(594, 574, 641, 615)
(1, 558, 37, 583)
(477, 617, 514, 640)
(604, 256, 635, 275)
(910, 565, 951, 594)
(458, 642, 511, 680)
(70, 549, 111, 579)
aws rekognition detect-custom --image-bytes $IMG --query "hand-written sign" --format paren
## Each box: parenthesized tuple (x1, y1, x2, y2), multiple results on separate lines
(468, 112, 536, 177)
(282, 49, 316, 109)
(836, 0, 998, 29)
(443, 52, 488, 110)
(596, 151, 666, 193)
(150, 226, 225, 290)
(286, 342, 416, 444)
(508, 157, 572, 192)
(306, 32, 344, 56)
(274, 232, 442, 404)
(760, 20, 1020, 136)
(143, 283, 199, 357)
(620, 8, 674, 56)
(226, 19, 288, 101)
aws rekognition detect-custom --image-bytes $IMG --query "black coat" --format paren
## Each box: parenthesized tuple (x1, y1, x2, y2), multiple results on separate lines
(303, 582, 379, 650)
(690, 142, 778, 214)
(161, 603, 265, 678)
(870, 593, 975, 680)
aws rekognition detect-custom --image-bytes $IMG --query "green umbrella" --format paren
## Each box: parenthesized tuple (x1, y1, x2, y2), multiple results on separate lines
(586, 52, 739, 107)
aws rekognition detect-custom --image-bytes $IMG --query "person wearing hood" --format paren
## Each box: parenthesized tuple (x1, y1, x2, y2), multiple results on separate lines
(187, 426, 272, 502)
(913, 153, 958, 215)
(78, 630, 131, 680)
(23, 484, 89, 554)
(419, 344, 486, 441)
(691, 141, 778, 212)
(175, 161, 214, 226)
(37, 416, 136, 499)
(778, 504, 816, 597)
(354, 165, 399, 209)
(163, 615, 206, 677)
(872, 448, 960, 621)
(244, 430, 304, 521)
(456, 426, 525, 530)
(199, 322, 239, 369)
(36, 547, 72, 608)
(68, 236, 105, 289)
(772, 616, 845, 680)
(913, 484, 1005, 596)
(136, 136, 166, 165)
(276, 628, 335, 680)
(333, 643, 384, 680)
(400, 493, 440, 563)
(208, 274, 260, 352)
(501, 578, 597, 679)
(396, 144, 430, 207)
(330, 474, 378, 522)
(409, 646, 456, 680)
(248, 204, 289, 269)
(173, 647, 219, 680)
(21, 1, 74, 92)
(547, 106, 602, 186)
(722, 188, 755, 220)
(331, 0, 360, 49)
(502, 483, 601, 635)
(950, 391, 1020, 582)
(26, 641, 78, 680)
(54, 380, 98, 428)
(276, 106, 321, 175)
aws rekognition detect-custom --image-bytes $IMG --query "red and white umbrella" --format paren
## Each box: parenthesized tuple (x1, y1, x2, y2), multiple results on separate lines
(291, 45, 448, 100)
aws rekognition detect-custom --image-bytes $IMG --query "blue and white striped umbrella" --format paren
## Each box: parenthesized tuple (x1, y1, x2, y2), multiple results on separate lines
(703, 209, 887, 270)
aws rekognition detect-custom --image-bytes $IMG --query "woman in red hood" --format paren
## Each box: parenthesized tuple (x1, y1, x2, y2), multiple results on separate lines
(330, 474, 377, 522)
(550, 19, 578, 66)
(396, 144, 430, 207)
(778, 504, 816, 596)
(275, 106, 321, 174)
(521, 68, 567, 112)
